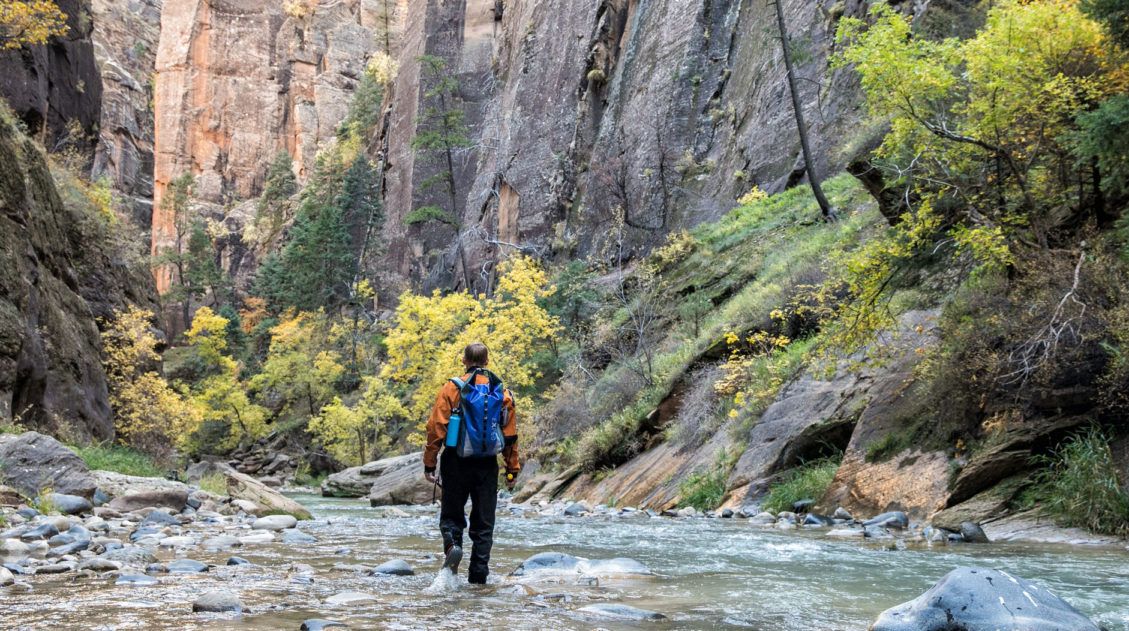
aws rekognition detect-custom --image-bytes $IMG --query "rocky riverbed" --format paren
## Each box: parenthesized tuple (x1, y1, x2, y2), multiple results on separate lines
(2, 488, 1129, 630)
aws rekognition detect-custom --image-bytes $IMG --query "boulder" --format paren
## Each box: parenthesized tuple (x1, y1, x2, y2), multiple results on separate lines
(167, 559, 209, 573)
(511, 552, 582, 576)
(0, 432, 95, 499)
(192, 590, 243, 613)
(225, 468, 311, 520)
(960, 521, 991, 544)
(322, 453, 430, 505)
(91, 470, 190, 498)
(872, 567, 1100, 631)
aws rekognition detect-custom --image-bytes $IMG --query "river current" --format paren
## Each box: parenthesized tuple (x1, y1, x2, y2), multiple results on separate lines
(2, 493, 1127, 630)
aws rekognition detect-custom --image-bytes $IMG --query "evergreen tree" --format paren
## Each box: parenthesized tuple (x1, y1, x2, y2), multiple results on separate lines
(184, 220, 231, 307)
(254, 151, 298, 245)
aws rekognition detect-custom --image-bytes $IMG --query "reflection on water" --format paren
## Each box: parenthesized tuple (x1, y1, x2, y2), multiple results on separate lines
(2, 493, 1128, 630)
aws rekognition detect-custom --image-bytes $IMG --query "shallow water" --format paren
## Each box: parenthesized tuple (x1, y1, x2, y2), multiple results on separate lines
(3, 493, 1128, 630)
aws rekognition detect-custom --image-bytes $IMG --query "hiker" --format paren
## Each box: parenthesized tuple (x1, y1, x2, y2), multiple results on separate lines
(423, 342, 520, 584)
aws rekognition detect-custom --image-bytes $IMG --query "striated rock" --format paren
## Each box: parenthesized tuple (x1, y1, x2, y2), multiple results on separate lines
(960, 522, 990, 544)
(360, 454, 435, 506)
(871, 567, 1099, 631)
(93, 470, 190, 500)
(0, 433, 95, 499)
(90, 0, 164, 229)
(322, 453, 421, 499)
(252, 515, 297, 531)
(0, 106, 157, 440)
(222, 467, 311, 520)
(0, 485, 24, 505)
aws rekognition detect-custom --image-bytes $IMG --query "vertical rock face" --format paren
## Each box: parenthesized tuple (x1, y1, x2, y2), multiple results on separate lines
(0, 110, 156, 441)
(0, 0, 104, 155)
(90, 0, 165, 233)
(377, 0, 868, 291)
(151, 0, 380, 292)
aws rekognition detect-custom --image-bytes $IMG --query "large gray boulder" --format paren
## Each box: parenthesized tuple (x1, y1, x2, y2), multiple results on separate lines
(224, 467, 311, 520)
(95, 471, 192, 511)
(321, 452, 424, 500)
(872, 567, 1100, 631)
(0, 432, 95, 499)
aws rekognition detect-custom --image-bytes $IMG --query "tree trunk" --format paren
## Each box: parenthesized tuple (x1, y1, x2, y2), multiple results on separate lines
(773, 0, 835, 220)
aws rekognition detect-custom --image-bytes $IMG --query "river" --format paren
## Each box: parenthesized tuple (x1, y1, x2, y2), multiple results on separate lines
(2, 493, 1128, 630)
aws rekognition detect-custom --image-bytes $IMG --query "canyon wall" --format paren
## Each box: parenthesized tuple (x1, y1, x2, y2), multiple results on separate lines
(151, 0, 387, 292)
(376, 0, 870, 292)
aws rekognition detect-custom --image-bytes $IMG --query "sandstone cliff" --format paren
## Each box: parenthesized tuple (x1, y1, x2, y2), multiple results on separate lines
(151, 0, 383, 292)
(376, 0, 869, 292)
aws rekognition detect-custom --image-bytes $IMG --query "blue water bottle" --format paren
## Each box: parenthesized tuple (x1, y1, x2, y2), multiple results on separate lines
(446, 412, 460, 448)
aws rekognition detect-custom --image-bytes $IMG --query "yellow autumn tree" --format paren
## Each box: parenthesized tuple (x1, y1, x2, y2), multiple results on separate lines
(183, 307, 269, 453)
(309, 376, 408, 466)
(382, 256, 561, 443)
(0, 1, 67, 49)
(250, 310, 345, 420)
(101, 306, 198, 460)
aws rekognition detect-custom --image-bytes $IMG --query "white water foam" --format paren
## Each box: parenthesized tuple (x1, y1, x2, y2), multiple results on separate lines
(422, 568, 462, 595)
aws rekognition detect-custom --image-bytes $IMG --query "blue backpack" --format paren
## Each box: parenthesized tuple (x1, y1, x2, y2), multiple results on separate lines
(445, 368, 507, 458)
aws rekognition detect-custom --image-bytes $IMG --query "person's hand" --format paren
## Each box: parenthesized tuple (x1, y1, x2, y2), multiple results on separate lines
(505, 473, 517, 491)
(425, 470, 439, 485)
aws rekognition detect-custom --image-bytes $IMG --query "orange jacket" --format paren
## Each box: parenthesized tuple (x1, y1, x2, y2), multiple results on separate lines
(423, 371, 520, 474)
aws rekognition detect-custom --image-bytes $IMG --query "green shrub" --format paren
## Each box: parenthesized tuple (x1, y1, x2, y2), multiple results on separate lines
(198, 472, 228, 496)
(762, 457, 840, 513)
(31, 487, 57, 515)
(72, 443, 165, 478)
(1023, 427, 1129, 536)
(865, 432, 909, 463)
(678, 449, 738, 511)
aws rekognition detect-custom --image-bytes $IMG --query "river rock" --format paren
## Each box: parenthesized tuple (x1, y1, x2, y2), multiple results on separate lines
(301, 620, 348, 631)
(324, 591, 377, 606)
(802, 513, 833, 527)
(864, 511, 909, 530)
(579, 604, 667, 621)
(792, 499, 815, 513)
(0, 432, 96, 499)
(116, 574, 159, 586)
(203, 535, 241, 550)
(252, 514, 297, 531)
(140, 510, 180, 526)
(512, 552, 582, 576)
(238, 532, 275, 545)
(47, 540, 89, 557)
(100, 545, 157, 564)
(159, 536, 196, 548)
(92, 469, 189, 498)
(77, 558, 121, 572)
(227, 556, 251, 566)
(1, 537, 31, 554)
(563, 501, 590, 516)
(37, 561, 75, 574)
(167, 559, 209, 573)
(371, 559, 414, 576)
(748, 511, 776, 525)
(0, 566, 13, 586)
(230, 499, 260, 514)
(960, 521, 990, 543)
(282, 530, 317, 544)
(832, 507, 853, 520)
(827, 528, 865, 538)
(21, 523, 59, 541)
(224, 468, 311, 519)
(107, 488, 189, 512)
(192, 589, 243, 613)
(871, 567, 1100, 631)
(48, 493, 92, 515)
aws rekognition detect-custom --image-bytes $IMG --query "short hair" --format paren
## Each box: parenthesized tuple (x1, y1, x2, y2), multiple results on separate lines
(464, 342, 489, 366)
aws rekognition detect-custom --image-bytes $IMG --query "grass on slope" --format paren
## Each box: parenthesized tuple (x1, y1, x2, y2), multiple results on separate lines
(72, 443, 165, 478)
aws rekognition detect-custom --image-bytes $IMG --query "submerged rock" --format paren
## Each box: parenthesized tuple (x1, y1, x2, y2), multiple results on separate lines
(864, 511, 909, 530)
(579, 603, 667, 621)
(252, 515, 297, 531)
(116, 574, 158, 586)
(301, 619, 348, 631)
(871, 567, 1099, 631)
(281, 529, 317, 544)
(167, 559, 209, 573)
(324, 591, 377, 606)
(511, 552, 582, 576)
(192, 589, 243, 613)
(371, 559, 414, 576)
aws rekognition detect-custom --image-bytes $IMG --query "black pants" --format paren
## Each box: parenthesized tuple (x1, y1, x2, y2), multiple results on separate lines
(439, 449, 498, 580)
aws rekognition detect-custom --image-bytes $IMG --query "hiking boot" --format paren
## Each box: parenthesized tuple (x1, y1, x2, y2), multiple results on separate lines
(443, 545, 463, 573)
(468, 572, 487, 585)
